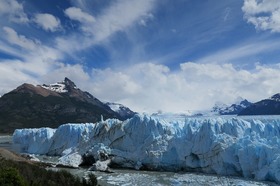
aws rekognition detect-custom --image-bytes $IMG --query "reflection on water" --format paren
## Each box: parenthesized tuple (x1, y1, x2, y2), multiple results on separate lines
(0, 135, 278, 186)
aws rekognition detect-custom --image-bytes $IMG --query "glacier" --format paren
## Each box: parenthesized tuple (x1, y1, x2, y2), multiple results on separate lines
(13, 114, 280, 184)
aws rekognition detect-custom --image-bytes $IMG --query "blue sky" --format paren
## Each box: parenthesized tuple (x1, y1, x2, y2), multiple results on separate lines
(1, 0, 280, 113)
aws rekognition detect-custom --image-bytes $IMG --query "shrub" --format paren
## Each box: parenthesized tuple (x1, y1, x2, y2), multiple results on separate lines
(0, 167, 27, 186)
(0, 158, 98, 186)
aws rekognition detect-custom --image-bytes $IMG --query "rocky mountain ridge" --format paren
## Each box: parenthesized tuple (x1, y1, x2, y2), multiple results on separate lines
(239, 93, 280, 115)
(0, 78, 135, 133)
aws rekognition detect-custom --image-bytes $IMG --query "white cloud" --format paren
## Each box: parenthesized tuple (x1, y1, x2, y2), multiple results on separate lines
(242, 0, 280, 32)
(65, 7, 95, 23)
(3, 26, 37, 50)
(64, 7, 95, 34)
(33, 13, 61, 32)
(91, 68, 141, 100)
(0, 0, 29, 23)
(82, 62, 280, 113)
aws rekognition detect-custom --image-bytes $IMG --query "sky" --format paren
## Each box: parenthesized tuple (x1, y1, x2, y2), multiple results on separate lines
(0, 0, 280, 113)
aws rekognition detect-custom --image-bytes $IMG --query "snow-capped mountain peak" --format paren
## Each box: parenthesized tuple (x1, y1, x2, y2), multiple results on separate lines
(211, 98, 252, 115)
(40, 77, 77, 93)
(41, 82, 68, 93)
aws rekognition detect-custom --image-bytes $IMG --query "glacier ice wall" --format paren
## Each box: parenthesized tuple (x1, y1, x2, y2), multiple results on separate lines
(13, 115, 280, 183)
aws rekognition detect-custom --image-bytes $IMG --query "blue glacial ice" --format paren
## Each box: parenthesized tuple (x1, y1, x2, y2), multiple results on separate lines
(13, 114, 280, 183)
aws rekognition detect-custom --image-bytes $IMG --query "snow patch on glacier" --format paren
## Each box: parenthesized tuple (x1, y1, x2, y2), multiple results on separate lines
(13, 115, 280, 183)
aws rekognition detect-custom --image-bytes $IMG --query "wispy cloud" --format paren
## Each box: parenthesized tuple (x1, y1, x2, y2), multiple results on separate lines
(91, 0, 155, 42)
(0, 0, 29, 23)
(1, 26, 62, 61)
(56, 0, 156, 55)
(197, 38, 280, 64)
(3, 27, 38, 51)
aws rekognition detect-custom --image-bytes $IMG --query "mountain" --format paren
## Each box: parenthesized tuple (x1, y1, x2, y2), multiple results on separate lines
(211, 99, 252, 115)
(105, 102, 136, 120)
(239, 93, 280, 115)
(0, 78, 134, 133)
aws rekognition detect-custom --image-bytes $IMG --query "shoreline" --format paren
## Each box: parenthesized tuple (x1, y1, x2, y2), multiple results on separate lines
(0, 147, 278, 186)
(0, 147, 28, 161)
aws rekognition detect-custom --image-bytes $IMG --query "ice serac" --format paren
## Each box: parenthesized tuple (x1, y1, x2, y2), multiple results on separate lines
(13, 127, 56, 154)
(13, 115, 280, 184)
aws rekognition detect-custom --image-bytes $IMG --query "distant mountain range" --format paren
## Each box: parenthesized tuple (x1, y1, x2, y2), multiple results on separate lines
(205, 94, 280, 116)
(0, 78, 136, 133)
(188, 98, 253, 116)
(238, 93, 280, 115)
(211, 99, 252, 115)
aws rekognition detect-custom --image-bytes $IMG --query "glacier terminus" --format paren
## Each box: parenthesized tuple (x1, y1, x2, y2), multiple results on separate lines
(13, 114, 280, 184)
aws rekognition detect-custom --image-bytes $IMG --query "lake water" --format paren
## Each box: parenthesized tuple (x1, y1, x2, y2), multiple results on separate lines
(0, 135, 16, 152)
(0, 135, 278, 186)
